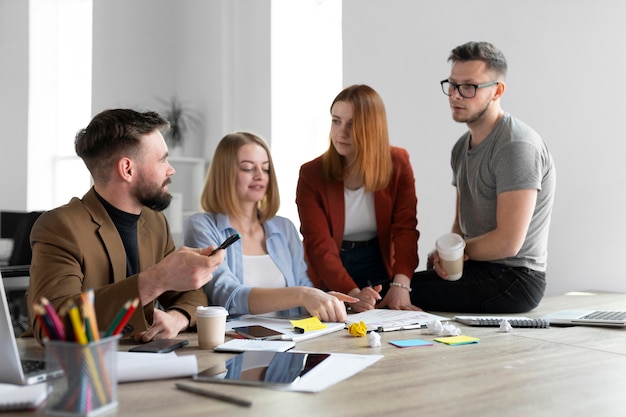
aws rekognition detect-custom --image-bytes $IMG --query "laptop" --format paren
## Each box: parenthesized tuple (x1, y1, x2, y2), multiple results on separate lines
(541, 310, 626, 327)
(0, 272, 63, 385)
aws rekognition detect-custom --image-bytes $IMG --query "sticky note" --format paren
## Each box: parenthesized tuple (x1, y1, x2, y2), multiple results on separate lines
(290, 316, 327, 332)
(434, 335, 480, 346)
(389, 338, 433, 348)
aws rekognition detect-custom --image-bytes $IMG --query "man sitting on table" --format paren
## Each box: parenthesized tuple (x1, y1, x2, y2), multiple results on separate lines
(25, 109, 225, 345)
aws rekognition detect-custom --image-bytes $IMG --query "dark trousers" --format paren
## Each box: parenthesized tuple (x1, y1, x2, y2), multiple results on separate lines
(410, 260, 546, 313)
(339, 238, 390, 296)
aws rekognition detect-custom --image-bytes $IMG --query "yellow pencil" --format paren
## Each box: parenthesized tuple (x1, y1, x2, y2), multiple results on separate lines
(67, 300, 88, 345)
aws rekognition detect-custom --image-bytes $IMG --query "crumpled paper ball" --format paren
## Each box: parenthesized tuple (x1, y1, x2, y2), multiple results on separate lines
(368, 331, 381, 347)
(422, 320, 462, 336)
(348, 321, 368, 337)
(498, 319, 513, 333)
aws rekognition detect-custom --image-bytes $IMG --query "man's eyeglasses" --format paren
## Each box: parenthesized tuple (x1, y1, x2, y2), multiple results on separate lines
(440, 80, 499, 99)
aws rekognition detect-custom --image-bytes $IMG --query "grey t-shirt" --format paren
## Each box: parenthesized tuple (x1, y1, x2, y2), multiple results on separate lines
(451, 113, 556, 271)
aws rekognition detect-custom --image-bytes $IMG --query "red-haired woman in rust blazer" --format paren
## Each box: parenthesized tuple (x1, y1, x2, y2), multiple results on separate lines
(296, 84, 420, 313)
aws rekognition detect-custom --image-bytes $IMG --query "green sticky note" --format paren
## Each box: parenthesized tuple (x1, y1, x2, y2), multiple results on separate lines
(434, 335, 480, 346)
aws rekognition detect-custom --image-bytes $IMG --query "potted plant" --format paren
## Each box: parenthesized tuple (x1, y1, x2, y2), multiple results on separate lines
(159, 96, 202, 152)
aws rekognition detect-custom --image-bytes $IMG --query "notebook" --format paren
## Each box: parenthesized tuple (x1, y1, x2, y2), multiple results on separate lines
(540, 310, 626, 327)
(0, 273, 63, 385)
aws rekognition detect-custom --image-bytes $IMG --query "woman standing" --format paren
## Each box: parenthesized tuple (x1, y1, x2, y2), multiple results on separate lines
(296, 84, 420, 312)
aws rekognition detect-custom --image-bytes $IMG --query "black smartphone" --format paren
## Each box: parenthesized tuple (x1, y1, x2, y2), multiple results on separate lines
(209, 233, 241, 256)
(128, 338, 189, 353)
(231, 325, 284, 341)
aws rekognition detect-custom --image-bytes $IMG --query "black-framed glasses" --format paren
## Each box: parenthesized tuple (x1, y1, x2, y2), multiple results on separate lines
(440, 79, 499, 99)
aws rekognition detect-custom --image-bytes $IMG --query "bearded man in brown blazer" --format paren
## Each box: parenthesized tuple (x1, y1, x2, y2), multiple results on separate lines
(26, 109, 225, 345)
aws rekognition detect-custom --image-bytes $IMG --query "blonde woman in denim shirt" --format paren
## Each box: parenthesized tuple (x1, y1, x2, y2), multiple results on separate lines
(183, 132, 355, 322)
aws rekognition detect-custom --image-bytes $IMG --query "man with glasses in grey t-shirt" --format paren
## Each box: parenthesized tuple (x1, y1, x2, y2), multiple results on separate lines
(410, 41, 556, 313)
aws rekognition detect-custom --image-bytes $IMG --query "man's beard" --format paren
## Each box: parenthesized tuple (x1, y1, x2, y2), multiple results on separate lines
(453, 98, 491, 124)
(135, 176, 172, 212)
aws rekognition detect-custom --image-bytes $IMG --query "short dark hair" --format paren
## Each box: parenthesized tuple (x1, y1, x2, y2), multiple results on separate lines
(448, 41, 508, 79)
(75, 109, 169, 184)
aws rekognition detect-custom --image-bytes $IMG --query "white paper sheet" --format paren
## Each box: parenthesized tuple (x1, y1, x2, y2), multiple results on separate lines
(287, 352, 383, 392)
(117, 351, 198, 383)
(346, 309, 451, 332)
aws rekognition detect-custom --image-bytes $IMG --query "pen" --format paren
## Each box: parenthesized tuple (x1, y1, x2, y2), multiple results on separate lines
(210, 233, 241, 256)
(175, 383, 252, 408)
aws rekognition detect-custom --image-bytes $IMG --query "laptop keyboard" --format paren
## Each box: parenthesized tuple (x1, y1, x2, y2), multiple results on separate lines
(581, 311, 626, 321)
(21, 359, 46, 374)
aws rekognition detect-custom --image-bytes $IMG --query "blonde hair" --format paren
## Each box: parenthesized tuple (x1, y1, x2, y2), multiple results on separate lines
(321, 84, 393, 192)
(200, 132, 280, 222)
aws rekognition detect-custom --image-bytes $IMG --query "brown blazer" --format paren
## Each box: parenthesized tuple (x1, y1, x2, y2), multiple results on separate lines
(296, 146, 419, 294)
(25, 187, 207, 344)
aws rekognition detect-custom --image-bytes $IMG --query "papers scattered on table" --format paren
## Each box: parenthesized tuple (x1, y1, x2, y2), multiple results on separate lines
(117, 351, 198, 383)
(346, 309, 451, 332)
(0, 382, 48, 411)
(226, 315, 345, 342)
(214, 339, 295, 352)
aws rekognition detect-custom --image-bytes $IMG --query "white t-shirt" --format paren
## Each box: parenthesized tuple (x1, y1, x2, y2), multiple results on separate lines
(343, 187, 377, 241)
(242, 254, 286, 288)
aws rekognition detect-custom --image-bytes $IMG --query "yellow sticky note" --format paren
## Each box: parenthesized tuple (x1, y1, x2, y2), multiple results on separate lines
(434, 335, 480, 346)
(290, 316, 327, 332)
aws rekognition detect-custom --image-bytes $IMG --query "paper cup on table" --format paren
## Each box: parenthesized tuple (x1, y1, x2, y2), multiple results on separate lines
(196, 306, 229, 349)
(44, 335, 120, 417)
(435, 233, 466, 281)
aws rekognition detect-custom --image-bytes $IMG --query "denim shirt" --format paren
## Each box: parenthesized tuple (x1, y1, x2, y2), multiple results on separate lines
(183, 212, 311, 316)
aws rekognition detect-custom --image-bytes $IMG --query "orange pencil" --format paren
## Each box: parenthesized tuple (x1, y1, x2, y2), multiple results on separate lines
(81, 290, 100, 342)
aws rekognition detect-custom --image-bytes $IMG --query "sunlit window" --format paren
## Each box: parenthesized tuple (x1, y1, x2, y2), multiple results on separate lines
(28, 0, 92, 210)
(271, 0, 342, 228)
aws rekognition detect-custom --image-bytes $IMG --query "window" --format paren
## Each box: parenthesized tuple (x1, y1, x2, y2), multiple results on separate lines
(28, 0, 92, 209)
(271, 0, 342, 228)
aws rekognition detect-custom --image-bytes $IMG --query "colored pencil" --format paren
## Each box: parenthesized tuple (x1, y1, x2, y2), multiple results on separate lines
(40, 297, 66, 340)
(67, 299, 88, 345)
(112, 297, 139, 336)
(105, 299, 132, 337)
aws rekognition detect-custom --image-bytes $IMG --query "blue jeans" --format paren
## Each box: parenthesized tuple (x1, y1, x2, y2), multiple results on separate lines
(410, 261, 546, 313)
(339, 238, 389, 292)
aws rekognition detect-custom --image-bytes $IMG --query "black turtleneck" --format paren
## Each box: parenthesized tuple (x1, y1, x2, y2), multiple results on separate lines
(95, 192, 140, 277)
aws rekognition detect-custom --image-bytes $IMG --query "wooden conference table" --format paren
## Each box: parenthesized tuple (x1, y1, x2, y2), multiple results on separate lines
(18, 291, 626, 417)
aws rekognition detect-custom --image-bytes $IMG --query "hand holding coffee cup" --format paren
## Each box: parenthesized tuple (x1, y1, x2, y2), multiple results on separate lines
(435, 233, 466, 281)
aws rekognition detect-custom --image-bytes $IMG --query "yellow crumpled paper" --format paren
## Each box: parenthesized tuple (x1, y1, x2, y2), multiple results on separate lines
(348, 321, 368, 337)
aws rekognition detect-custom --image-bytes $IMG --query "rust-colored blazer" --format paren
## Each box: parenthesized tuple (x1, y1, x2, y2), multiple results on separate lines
(296, 146, 419, 294)
(25, 187, 206, 344)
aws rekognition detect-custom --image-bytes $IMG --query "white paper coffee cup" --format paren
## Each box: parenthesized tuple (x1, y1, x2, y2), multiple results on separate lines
(435, 233, 466, 281)
(196, 306, 229, 349)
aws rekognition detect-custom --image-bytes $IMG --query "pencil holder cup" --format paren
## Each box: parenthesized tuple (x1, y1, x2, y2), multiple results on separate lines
(44, 335, 120, 417)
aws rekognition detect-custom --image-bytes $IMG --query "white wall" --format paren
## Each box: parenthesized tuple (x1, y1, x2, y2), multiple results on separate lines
(0, 0, 29, 211)
(342, 0, 626, 296)
(92, 0, 270, 158)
